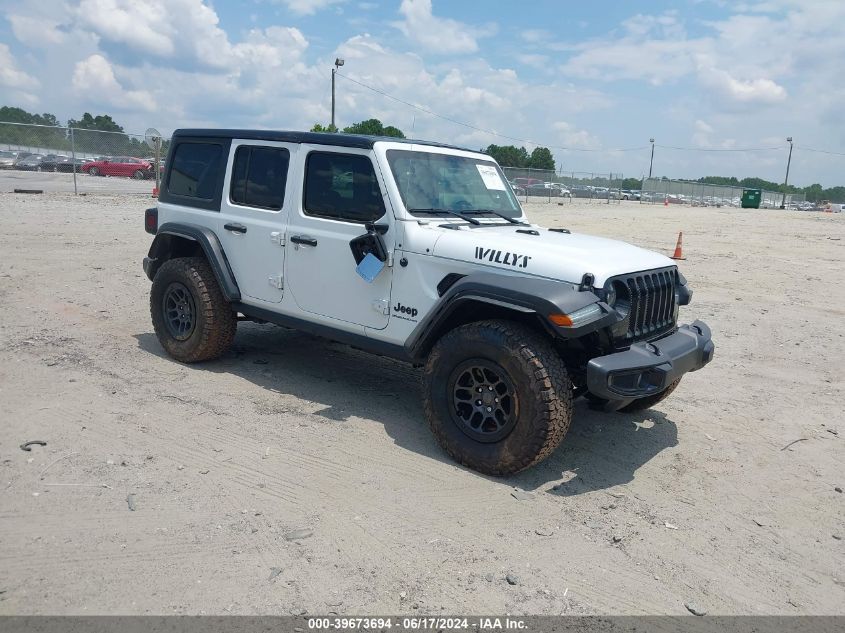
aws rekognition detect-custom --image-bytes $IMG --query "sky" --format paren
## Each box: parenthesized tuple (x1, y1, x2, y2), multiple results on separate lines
(1, 0, 843, 186)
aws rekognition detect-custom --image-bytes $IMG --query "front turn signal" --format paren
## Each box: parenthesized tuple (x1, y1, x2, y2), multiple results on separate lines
(548, 303, 603, 328)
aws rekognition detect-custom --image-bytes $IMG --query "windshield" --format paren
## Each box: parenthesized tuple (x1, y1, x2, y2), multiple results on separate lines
(386, 150, 522, 219)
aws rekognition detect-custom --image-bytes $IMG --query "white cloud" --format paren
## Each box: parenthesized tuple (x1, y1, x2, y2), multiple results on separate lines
(516, 54, 549, 69)
(276, 0, 346, 15)
(75, 0, 175, 55)
(3, 0, 844, 185)
(393, 0, 494, 54)
(698, 67, 787, 104)
(552, 121, 600, 150)
(0, 43, 39, 91)
(9, 14, 65, 45)
(520, 29, 550, 43)
(72, 54, 156, 111)
(74, 0, 232, 68)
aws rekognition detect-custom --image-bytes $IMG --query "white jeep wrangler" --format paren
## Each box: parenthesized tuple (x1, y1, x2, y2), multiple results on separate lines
(143, 129, 714, 475)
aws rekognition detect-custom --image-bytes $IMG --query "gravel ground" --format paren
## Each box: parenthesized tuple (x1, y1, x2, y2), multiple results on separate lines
(0, 193, 842, 615)
(0, 169, 156, 195)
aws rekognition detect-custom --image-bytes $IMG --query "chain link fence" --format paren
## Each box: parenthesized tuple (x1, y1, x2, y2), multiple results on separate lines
(0, 121, 167, 195)
(502, 167, 628, 204)
(0, 120, 811, 209)
(640, 177, 806, 209)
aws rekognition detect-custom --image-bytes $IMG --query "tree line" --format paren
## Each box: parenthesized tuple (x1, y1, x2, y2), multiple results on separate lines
(694, 175, 844, 204)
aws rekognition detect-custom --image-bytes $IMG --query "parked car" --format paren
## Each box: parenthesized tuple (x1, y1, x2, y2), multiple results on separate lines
(41, 155, 90, 172)
(0, 150, 17, 169)
(14, 154, 45, 171)
(526, 183, 560, 197)
(82, 156, 154, 179)
(40, 154, 88, 172)
(570, 185, 594, 198)
(513, 177, 543, 187)
(507, 181, 526, 196)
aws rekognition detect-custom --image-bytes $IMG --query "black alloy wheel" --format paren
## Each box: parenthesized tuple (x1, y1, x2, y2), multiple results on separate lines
(449, 359, 519, 443)
(162, 282, 196, 341)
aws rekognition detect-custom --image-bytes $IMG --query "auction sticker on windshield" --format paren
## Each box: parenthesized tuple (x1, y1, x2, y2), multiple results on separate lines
(476, 164, 506, 190)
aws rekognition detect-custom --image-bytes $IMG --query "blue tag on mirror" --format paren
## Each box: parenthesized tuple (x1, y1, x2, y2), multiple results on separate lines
(356, 252, 384, 283)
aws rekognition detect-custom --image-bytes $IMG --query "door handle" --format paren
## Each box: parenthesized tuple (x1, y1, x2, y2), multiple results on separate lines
(290, 235, 318, 247)
(224, 223, 247, 234)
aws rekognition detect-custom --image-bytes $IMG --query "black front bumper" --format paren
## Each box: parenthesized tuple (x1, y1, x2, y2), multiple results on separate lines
(586, 320, 714, 402)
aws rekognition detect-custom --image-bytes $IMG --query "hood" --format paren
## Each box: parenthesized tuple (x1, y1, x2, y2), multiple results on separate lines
(430, 223, 674, 285)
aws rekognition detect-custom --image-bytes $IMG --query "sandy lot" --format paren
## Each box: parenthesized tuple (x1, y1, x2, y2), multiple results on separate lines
(0, 193, 843, 616)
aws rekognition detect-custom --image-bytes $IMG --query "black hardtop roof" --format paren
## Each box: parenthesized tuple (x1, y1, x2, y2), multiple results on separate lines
(172, 129, 478, 153)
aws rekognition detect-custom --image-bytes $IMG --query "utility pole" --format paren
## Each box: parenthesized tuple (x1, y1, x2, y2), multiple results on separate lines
(331, 57, 344, 131)
(780, 136, 793, 209)
(648, 138, 655, 179)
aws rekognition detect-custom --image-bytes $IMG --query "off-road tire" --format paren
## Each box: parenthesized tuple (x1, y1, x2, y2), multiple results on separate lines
(150, 257, 236, 363)
(423, 320, 572, 476)
(618, 378, 682, 412)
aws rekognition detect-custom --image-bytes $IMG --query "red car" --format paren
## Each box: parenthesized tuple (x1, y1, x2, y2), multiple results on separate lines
(82, 156, 153, 179)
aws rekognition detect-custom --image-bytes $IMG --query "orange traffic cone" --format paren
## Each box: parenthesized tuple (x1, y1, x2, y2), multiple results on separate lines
(152, 186, 159, 198)
(670, 231, 685, 260)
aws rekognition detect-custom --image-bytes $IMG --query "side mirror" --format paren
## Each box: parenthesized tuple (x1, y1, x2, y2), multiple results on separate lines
(349, 223, 388, 264)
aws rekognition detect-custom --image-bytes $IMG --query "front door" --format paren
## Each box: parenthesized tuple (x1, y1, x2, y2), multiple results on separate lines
(285, 147, 394, 330)
(218, 141, 295, 303)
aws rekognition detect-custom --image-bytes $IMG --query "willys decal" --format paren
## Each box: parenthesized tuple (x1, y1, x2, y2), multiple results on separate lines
(474, 247, 532, 269)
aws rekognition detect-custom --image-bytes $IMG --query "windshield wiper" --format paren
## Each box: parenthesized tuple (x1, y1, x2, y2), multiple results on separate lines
(407, 208, 481, 225)
(462, 209, 528, 225)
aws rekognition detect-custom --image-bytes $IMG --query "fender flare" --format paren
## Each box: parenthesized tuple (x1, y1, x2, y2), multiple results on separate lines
(404, 272, 614, 362)
(144, 222, 241, 302)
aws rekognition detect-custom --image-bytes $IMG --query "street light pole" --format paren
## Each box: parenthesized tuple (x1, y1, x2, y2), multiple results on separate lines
(648, 138, 655, 179)
(331, 57, 344, 131)
(780, 136, 793, 209)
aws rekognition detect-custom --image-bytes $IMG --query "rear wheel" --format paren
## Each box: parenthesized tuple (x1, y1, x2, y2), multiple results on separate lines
(88, 166, 100, 176)
(423, 320, 572, 476)
(150, 257, 236, 363)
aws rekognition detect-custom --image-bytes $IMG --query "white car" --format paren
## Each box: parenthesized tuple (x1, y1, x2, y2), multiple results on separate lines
(143, 129, 714, 475)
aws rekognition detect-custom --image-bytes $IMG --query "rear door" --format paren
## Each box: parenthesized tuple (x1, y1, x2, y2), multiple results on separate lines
(218, 140, 294, 304)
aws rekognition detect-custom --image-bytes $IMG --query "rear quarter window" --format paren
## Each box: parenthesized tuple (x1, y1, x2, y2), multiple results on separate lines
(167, 142, 224, 201)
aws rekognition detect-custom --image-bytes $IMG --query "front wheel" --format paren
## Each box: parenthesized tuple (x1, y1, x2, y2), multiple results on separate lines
(133, 169, 145, 180)
(150, 257, 237, 363)
(88, 166, 100, 176)
(423, 320, 572, 476)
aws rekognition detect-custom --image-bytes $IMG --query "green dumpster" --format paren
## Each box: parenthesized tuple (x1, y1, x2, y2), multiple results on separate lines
(741, 188, 761, 209)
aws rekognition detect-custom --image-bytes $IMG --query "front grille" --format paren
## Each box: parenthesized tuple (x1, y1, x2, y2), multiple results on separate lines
(613, 267, 678, 343)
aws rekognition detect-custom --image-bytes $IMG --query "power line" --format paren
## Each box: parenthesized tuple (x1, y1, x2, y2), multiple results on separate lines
(656, 144, 781, 153)
(796, 146, 845, 157)
(334, 71, 648, 153)
(335, 73, 845, 159)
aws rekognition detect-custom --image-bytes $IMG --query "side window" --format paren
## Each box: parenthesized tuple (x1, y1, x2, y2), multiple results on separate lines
(168, 142, 223, 200)
(230, 145, 290, 211)
(304, 152, 385, 223)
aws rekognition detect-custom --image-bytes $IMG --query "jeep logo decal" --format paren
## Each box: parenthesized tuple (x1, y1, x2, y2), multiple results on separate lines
(393, 302, 418, 319)
(474, 247, 532, 268)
